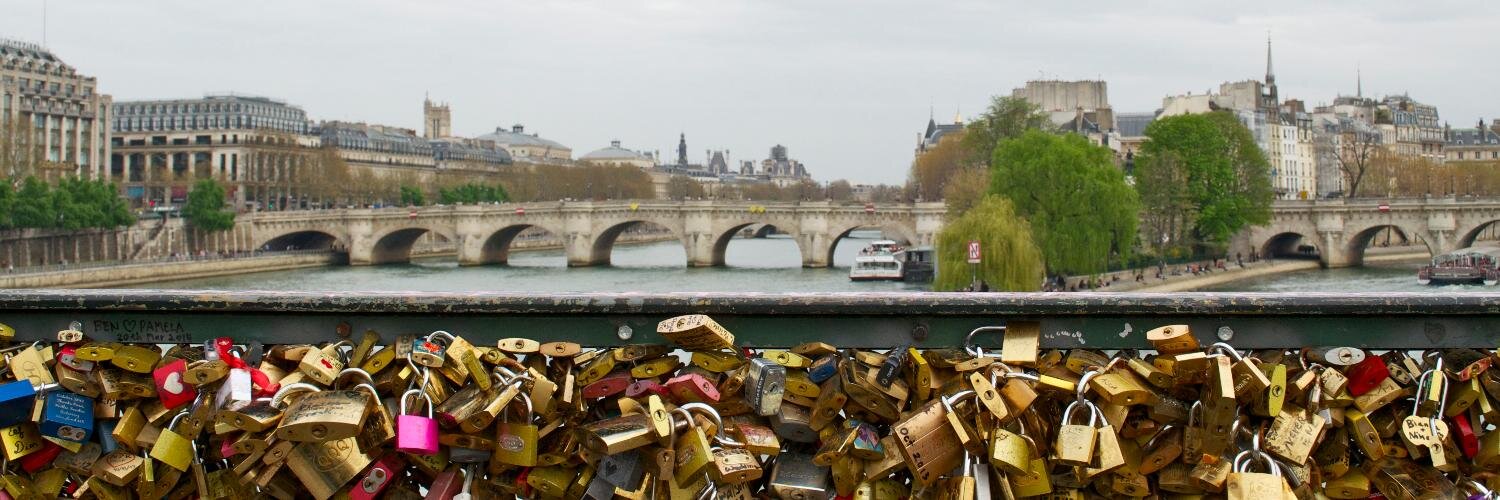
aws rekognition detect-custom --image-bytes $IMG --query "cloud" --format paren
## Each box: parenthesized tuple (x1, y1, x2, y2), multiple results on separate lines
(3, 0, 1495, 184)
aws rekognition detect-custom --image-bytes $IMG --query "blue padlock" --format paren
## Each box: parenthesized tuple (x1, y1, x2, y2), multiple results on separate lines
(95, 419, 119, 453)
(0, 380, 36, 429)
(40, 391, 93, 443)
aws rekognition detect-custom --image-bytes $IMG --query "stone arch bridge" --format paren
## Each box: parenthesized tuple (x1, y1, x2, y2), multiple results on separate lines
(244, 201, 948, 267)
(1241, 198, 1500, 267)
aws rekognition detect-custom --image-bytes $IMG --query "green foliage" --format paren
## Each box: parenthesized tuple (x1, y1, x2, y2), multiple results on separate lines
(962, 96, 1051, 164)
(0, 176, 133, 230)
(12, 177, 55, 229)
(989, 130, 1139, 276)
(399, 185, 425, 206)
(934, 196, 1044, 291)
(183, 179, 235, 232)
(1135, 112, 1273, 249)
(438, 183, 510, 204)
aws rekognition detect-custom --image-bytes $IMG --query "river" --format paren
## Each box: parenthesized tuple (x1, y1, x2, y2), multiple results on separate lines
(141, 231, 1448, 293)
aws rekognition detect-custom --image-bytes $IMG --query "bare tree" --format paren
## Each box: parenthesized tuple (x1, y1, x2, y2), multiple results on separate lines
(1337, 126, 1383, 198)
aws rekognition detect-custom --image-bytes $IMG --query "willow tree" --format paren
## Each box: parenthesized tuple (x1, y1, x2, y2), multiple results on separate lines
(989, 130, 1138, 276)
(934, 196, 1044, 291)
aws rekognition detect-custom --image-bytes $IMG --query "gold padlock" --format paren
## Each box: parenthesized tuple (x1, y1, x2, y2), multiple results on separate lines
(272, 383, 371, 442)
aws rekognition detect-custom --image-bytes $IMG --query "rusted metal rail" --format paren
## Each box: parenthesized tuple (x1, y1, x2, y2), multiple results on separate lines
(0, 290, 1496, 349)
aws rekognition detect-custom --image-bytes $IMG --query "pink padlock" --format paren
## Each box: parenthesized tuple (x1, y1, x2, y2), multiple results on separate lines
(396, 388, 439, 455)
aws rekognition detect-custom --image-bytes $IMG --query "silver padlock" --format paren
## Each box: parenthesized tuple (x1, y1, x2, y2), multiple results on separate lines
(744, 358, 786, 417)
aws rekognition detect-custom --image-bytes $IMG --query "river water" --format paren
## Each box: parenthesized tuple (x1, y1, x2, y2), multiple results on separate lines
(143, 231, 1448, 293)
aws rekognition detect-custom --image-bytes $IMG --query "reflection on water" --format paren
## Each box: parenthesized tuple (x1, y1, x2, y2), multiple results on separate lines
(143, 231, 932, 292)
(137, 233, 1469, 294)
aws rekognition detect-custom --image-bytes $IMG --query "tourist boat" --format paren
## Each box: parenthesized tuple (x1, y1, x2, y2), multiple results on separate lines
(849, 240, 905, 281)
(1417, 245, 1500, 286)
(899, 247, 936, 283)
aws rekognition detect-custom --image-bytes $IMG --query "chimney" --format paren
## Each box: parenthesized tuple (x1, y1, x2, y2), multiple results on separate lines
(513, 124, 524, 134)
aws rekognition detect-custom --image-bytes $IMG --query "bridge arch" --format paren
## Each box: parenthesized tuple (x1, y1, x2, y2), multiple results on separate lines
(1457, 219, 1500, 250)
(824, 222, 921, 268)
(469, 223, 568, 266)
(254, 229, 349, 252)
(1260, 232, 1318, 260)
(1343, 223, 1432, 267)
(707, 222, 805, 267)
(366, 225, 457, 265)
(585, 220, 685, 267)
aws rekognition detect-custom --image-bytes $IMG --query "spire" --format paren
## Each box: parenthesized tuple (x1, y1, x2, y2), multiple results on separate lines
(1264, 34, 1275, 85)
(1356, 65, 1362, 98)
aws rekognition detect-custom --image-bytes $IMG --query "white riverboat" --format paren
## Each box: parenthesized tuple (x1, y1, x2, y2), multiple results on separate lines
(850, 240, 905, 281)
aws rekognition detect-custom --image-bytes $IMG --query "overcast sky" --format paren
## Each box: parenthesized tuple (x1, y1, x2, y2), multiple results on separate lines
(3, 1, 1495, 184)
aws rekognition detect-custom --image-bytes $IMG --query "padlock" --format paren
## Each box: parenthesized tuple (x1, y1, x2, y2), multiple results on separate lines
(0, 381, 36, 429)
(397, 388, 440, 455)
(40, 389, 94, 443)
(494, 392, 539, 466)
(1054, 398, 1099, 467)
(656, 314, 736, 350)
(743, 357, 786, 416)
(769, 451, 829, 499)
(411, 333, 449, 368)
(890, 398, 963, 486)
(148, 411, 194, 472)
(152, 358, 196, 410)
(286, 436, 372, 500)
(274, 385, 370, 442)
(1225, 449, 1287, 499)
(988, 425, 1033, 475)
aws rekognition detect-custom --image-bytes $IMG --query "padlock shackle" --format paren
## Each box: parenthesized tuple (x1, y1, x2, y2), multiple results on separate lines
(334, 367, 376, 389)
(941, 389, 976, 413)
(353, 383, 381, 404)
(1209, 342, 1244, 362)
(400, 388, 434, 418)
(503, 392, 533, 424)
(1075, 370, 1101, 401)
(1060, 399, 1098, 427)
(425, 330, 456, 345)
(1143, 424, 1176, 451)
(964, 326, 1006, 358)
(270, 382, 321, 408)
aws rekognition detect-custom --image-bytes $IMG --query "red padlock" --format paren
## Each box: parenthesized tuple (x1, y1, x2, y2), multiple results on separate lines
(18, 439, 61, 473)
(582, 370, 631, 399)
(57, 345, 93, 372)
(624, 380, 670, 399)
(351, 452, 407, 500)
(666, 373, 721, 404)
(1453, 413, 1479, 459)
(425, 466, 465, 500)
(153, 358, 195, 410)
(1345, 356, 1390, 397)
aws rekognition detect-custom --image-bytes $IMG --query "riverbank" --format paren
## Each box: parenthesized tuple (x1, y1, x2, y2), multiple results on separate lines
(0, 252, 343, 288)
(1121, 247, 1429, 292)
(0, 230, 683, 288)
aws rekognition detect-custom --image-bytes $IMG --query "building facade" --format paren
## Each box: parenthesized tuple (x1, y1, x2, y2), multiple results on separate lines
(474, 124, 571, 162)
(1446, 123, 1500, 164)
(111, 94, 317, 208)
(0, 38, 112, 179)
(579, 140, 654, 169)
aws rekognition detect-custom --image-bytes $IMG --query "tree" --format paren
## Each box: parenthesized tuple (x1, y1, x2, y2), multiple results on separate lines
(439, 183, 510, 204)
(963, 96, 1052, 165)
(826, 180, 854, 201)
(399, 185, 425, 206)
(11, 177, 54, 229)
(0, 116, 42, 179)
(989, 130, 1138, 276)
(666, 176, 706, 200)
(941, 168, 990, 217)
(183, 179, 235, 232)
(934, 196, 1044, 291)
(1134, 112, 1273, 249)
(1337, 126, 1383, 198)
(910, 128, 973, 201)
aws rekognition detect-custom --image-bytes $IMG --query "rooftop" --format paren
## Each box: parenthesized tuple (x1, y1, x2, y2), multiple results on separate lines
(475, 124, 569, 150)
(581, 140, 649, 161)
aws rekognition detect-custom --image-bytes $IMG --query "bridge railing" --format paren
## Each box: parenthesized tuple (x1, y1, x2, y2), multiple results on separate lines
(2, 290, 1496, 348)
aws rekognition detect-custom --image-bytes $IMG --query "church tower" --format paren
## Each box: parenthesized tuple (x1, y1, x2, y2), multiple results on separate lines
(423, 95, 452, 139)
(1262, 36, 1280, 121)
